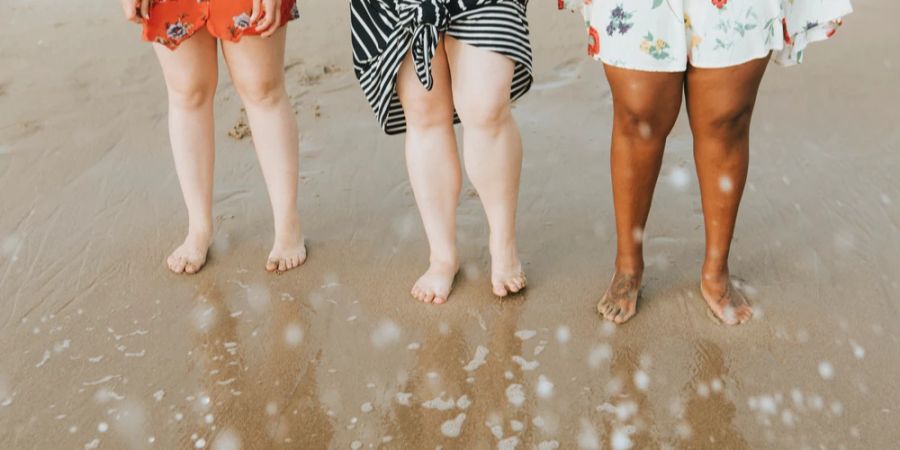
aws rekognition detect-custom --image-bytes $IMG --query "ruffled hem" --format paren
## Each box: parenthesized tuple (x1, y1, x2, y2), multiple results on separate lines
(772, 2, 853, 66)
(561, 0, 852, 69)
(141, 1, 300, 50)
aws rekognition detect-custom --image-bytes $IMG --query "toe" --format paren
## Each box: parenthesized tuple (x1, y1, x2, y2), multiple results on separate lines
(505, 280, 521, 294)
(170, 256, 187, 273)
(736, 306, 753, 324)
(493, 282, 509, 297)
(266, 259, 278, 272)
(278, 258, 287, 272)
(423, 291, 435, 303)
(615, 306, 634, 324)
(433, 295, 447, 305)
(517, 276, 527, 290)
(607, 306, 621, 321)
(599, 301, 614, 318)
(185, 263, 197, 274)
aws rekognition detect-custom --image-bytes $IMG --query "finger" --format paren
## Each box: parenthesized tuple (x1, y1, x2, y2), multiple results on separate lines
(258, 1, 277, 33)
(262, 10, 281, 37)
(140, 0, 150, 20)
(123, 3, 135, 20)
(250, 0, 262, 23)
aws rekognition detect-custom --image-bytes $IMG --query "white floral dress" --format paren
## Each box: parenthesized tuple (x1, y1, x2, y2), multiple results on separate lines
(559, 0, 852, 71)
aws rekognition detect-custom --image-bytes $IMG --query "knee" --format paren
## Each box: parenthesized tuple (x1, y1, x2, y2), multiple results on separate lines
(613, 103, 675, 142)
(455, 95, 511, 130)
(692, 105, 754, 141)
(402, 95, 455, 130)
(167, 77, 216, 110)
(233, 74, 286, 107)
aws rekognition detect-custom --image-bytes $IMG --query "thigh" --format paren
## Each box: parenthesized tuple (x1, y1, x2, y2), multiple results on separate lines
(443, 36, 515, 120)
(220, 27, 288, 89)
(396, 37, 455, 127)
(152, 27, 219, 92)
(685, 56, 770, 128)
(603, 64, 684, 131)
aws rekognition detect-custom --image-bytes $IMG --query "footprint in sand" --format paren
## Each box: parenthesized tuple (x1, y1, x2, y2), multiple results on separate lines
(228, 109, 251, 140)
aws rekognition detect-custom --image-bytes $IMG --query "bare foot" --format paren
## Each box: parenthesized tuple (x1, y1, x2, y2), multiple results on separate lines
(700, 274, 753, 325)
(266, 215, 307, 273)
(167, 230, 212, 274)
(411, 260, 458, 305)
(490, 244, 526, 298)
(597, 272, 641, 324)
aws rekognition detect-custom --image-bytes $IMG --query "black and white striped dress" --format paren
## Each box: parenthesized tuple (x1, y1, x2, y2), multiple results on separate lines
(351, 0, 533, 135)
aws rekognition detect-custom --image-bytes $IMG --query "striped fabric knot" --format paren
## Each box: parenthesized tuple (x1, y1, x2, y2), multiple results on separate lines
(397, 0, 450, 90)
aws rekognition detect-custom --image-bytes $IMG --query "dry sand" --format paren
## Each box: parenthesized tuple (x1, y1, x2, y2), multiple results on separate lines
(2, 0, 900, 448)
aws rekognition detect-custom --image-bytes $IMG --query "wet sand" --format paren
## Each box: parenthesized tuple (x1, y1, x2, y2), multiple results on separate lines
(2, 1, 900, 449)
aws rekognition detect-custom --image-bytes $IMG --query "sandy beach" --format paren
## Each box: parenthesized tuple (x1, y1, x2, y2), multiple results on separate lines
(2, 0, 900, 448)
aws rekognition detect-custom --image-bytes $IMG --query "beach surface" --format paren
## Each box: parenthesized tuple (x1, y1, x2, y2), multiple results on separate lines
(1, 0, 899, 448)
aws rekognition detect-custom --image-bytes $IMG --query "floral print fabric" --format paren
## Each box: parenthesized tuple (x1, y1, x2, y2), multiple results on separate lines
(558, 0, 852, 71)
(141, 0, 300, 49)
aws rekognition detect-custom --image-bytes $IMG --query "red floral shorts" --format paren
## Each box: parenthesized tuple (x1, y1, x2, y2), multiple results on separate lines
(141, 0, 299, 49)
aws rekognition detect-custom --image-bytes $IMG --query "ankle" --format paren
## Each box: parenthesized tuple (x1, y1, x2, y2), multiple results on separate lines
(187, 224, 213, 238)
(429, 252, 458, 270)
(274, 211, 302, 237)
(701, 268, 730, 288)
(615, 256, 644, 276)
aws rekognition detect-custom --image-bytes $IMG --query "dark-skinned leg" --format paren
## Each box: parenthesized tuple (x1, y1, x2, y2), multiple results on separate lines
(599, 65, 684, 324)
(685, 56, 769, 325)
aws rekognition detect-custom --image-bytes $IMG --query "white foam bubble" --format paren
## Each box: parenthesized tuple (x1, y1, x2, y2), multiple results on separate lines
(555, 326, 571, 344)
(498, 436, 520, 450)
(283, 323, 304, 347)
(578, 420, 600, 450)
(506, 384, 525, 407)
(211, 428, 241, 450)
(463, 345, 489, 372)
(588, 344, 611, 369)
(538, 441, 560, 450)
(536, 375, 554, 399)
(191, 303, 217, 332)
(441, 413, 466, 438)
(371, 320, 401, 348)
(818, 361, 834, 380)
(514, 330, 537, 341)
(667, 167, 690, 190)
(395, 392, 412, 406)
(637, 121, 652, 140)
(718, 176, 734, 193)
(633, 371, 649, 391)
(421, 394, 455, 411)
(512, 356, 539, 371)
(611, 428, 633, 450)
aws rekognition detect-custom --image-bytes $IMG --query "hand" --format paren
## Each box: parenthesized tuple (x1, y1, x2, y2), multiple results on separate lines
(251, 0, 283, 38)
(120, 0, 150, 23)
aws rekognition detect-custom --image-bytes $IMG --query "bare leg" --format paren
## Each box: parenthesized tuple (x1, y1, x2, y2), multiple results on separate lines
(397, 38, 460, 305)
(222, 28, 306, 273)
(444, 37, 526, 297)
(598, 65, 684, 323)
(685, 56, 769, 325)
(153, 29, 219, 274)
